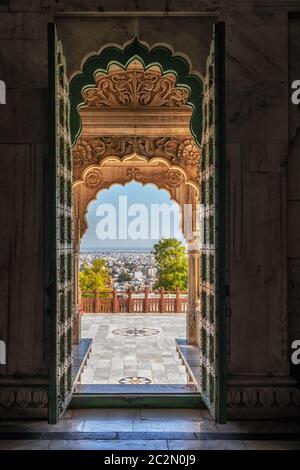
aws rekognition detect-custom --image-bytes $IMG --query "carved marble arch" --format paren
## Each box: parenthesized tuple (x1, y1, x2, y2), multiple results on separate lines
(72, 57, 202, 180)
(69, 39, 204, 148)
(73, 154, 200, 245)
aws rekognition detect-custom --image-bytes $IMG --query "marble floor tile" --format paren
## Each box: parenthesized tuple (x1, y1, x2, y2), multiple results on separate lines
(132, 419, 217, 433)
(71, 408, 140, 420)
(140, 408, 203, 421)
(48, 439, 168, 450)
(216, 420, 300, 434)
(7, 420, 86, 433)
(0, 440, 51, 450)
(168, 440, 247, 450)
(244, 440, 300, 450)
(83, 420, 133, 432)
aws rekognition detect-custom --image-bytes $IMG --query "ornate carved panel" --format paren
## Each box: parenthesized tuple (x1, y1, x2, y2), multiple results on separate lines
(198, 25, 227, 423)
(0, 387, 48, 419)
(83, 60, 190, 109)
(73, 136, 182, 165)
(48, 25, 73, 424)
(73, 136, 201, 184)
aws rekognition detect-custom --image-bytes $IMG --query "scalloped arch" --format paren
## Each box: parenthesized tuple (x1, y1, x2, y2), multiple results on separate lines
(78, 180, 186, 240)
(69, 39, 203, 148)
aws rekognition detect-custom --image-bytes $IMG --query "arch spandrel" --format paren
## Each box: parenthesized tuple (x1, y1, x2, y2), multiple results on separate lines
(69, 39, 204, 148)
(73, 156, 200, 243)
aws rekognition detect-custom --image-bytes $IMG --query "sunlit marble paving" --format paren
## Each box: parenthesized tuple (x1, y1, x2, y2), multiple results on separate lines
(1, 409, 300, 450)
(80, 314, 187, 385)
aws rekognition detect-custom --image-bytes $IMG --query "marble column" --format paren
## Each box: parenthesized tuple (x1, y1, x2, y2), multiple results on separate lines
(186, 236, 201, 346)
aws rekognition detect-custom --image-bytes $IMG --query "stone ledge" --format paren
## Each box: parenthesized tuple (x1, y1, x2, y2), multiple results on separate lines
(227, 375, 300, 418)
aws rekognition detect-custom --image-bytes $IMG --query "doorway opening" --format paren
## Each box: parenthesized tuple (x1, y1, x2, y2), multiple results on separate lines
(48, 26, 226, 423)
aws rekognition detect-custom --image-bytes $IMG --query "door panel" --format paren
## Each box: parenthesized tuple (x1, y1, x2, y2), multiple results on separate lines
(199, 23, 226, 423)
(47, 23, 73, 424)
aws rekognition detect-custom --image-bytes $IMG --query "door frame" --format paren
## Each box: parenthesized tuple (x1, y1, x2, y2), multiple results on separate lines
(46, 18, 228, 423)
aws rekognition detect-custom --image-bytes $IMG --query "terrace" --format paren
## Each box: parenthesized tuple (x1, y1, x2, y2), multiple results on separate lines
(78, 289, 194, 388)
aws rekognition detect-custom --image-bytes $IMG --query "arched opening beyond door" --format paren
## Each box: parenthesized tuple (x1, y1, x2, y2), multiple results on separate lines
(78, 181, 189, 386)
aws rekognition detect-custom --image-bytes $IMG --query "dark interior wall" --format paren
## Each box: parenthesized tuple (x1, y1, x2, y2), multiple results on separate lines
(56, 16, 214, 80)
(0, 0, 299, 417)
(0, 6, 50, 381)
(223, 7, 290, 376)
(288, 15, 300, 381)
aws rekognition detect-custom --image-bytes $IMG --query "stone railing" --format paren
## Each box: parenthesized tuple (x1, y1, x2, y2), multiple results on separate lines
(80, 287, 188, 314)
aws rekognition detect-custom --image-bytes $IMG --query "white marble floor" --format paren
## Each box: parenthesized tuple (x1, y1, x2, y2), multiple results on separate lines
(80, 314, 187, 385)
(1, 409, 300, 450)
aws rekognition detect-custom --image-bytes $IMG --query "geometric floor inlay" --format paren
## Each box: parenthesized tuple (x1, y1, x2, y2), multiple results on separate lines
(119, 376, 152, 385)
(81, 314, 188, 385)
(112, 327, 160, 337)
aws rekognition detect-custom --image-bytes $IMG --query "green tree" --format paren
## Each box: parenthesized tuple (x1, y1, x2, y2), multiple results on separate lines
(79, 258, 111, 298)
(153, 238, 188, 291)
(117, 271, 132, 282)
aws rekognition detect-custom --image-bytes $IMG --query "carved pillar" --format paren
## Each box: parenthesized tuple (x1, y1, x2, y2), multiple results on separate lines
(187, 236, 200, 345)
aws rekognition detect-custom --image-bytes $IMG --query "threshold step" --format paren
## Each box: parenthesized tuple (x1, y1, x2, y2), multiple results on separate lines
(75, 384, 198, 394)
(70, 384, 203, 409)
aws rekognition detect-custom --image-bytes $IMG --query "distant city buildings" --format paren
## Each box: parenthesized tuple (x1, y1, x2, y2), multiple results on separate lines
(80, 250, 157, 291)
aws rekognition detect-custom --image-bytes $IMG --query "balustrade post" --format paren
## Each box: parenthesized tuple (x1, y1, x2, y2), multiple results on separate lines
(128, 288, 133, 313)
(144, 287, 149, 313)
(175, 287, 181, 313)
(94, 289, 99, 314)
(112, 288, 118, 313)
(160, 288, 165, 313)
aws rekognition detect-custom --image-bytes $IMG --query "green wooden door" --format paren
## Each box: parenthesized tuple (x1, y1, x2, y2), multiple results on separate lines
(199, 23, 227, 423)
(47, 24, 73, 424)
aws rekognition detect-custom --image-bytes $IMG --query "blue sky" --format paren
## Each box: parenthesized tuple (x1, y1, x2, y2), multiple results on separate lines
(81, 182, 185, 250)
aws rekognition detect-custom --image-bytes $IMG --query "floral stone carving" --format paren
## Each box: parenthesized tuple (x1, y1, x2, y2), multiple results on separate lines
(83, 60, 190, 109)
(178, 139, 201, 166)
(84, 168, 103, 188)
(164, 169, 185, 188)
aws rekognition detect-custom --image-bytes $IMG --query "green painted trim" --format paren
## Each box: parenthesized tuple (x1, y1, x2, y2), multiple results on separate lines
(69, 39, 203, 147)
(70, 394, 203, 409)
(47, 22, 59, 425)
(215, 22, 227, 425)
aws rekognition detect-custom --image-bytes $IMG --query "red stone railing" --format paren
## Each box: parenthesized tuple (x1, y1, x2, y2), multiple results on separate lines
(80, 287, 188, 314)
